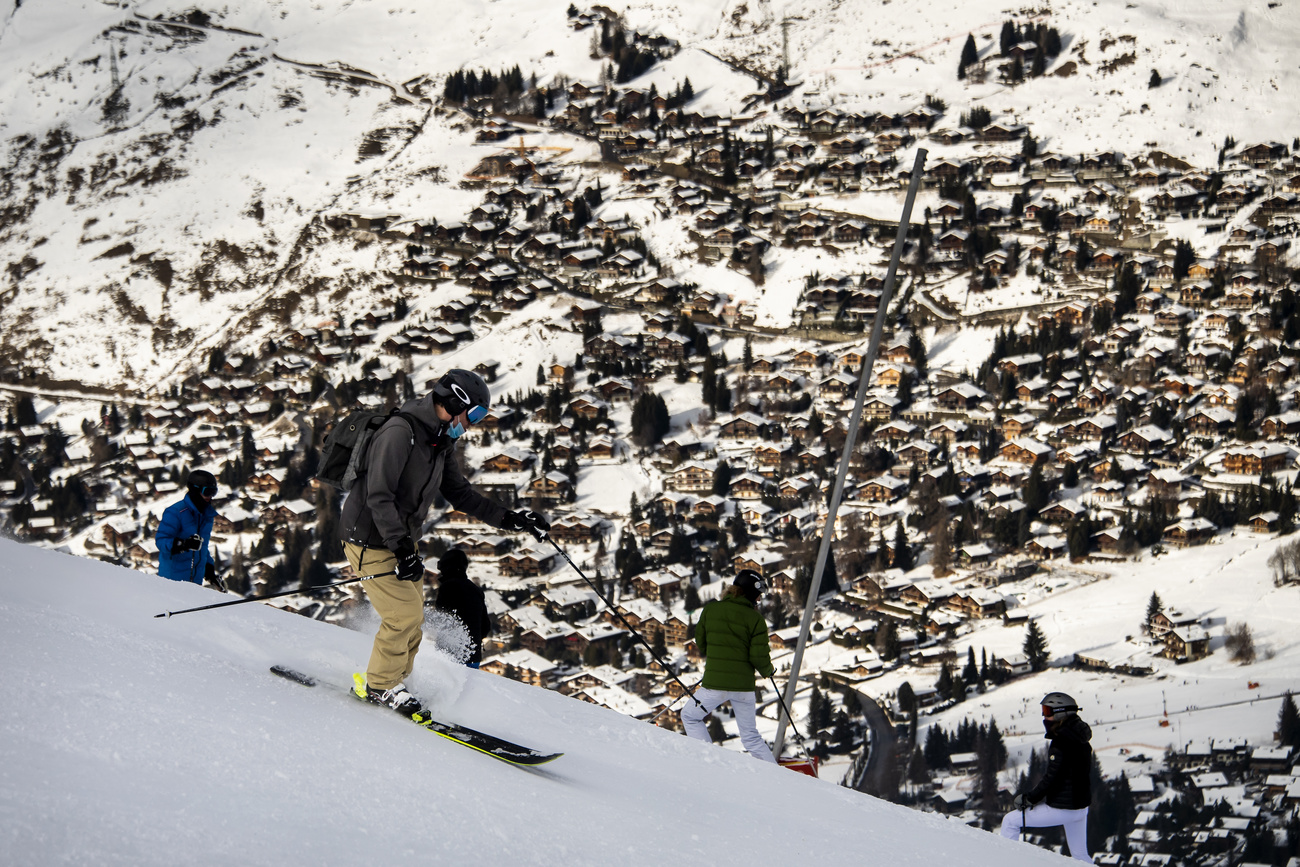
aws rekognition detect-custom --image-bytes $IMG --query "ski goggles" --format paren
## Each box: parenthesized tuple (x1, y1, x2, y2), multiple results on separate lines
(192, 485, 217, 496)
(448, 381, 488, 425)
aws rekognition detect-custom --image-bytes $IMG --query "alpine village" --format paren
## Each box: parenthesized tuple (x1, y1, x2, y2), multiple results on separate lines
(8, 7, 1300, 865)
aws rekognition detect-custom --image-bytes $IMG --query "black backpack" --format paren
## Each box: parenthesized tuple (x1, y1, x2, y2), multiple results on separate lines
(315, 408, 417, 491)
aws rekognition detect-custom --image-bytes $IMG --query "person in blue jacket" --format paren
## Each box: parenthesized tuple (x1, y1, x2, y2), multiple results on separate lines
(155, 469, 222, 587)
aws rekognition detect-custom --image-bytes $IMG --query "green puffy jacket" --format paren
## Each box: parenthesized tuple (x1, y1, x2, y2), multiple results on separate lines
(695, 590, 774, 692)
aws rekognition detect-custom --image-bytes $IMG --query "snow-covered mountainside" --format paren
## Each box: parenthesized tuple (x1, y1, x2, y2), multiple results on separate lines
(0, 537, 1064, 866)
(0, 0, 1296, 389)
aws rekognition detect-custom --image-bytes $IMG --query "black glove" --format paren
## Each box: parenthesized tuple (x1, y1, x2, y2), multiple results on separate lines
(393, 537, 424, 582)
(1012, 793, 1030, 810)
(205, 561, 227, 592)
(173, 535, 202, 554)
(502, 509, 550, 539)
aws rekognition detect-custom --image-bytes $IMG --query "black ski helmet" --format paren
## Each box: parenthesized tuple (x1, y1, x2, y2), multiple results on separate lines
(187, 469, 217, 498)
(1041, 691, 1079, 718)
(432, 369, 491, 417)
(734, 568, 765, 603)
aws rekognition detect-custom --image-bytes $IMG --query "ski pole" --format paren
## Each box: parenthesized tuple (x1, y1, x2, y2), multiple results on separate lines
(768, 674, 814, 759)
(649, 690, 691, 724)
(153, 571, 393, 618)
(541, 532, 706, 711)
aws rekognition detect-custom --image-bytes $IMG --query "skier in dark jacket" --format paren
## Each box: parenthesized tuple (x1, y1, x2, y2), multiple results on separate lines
(1001, 691, 1094, 863)
(339, 369, 549, 718)
(432, 548, 492, 668)
(681, 569, 777, 763)
(155, 469, 222, 588)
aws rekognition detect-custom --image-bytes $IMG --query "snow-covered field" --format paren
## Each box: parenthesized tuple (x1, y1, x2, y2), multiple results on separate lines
(846, 527, 1300, 785)
(0, 538, 1072, 866)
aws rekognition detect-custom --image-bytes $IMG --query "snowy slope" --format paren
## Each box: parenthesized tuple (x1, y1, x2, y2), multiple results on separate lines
(1, 0, 1298, 388)
(863, 527, 1300, 783)
(626, 0, 1300, 164)
(0, 538, 1067, 866)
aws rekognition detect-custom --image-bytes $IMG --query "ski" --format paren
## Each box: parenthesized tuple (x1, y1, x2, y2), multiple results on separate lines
(269, 666, 562, 767)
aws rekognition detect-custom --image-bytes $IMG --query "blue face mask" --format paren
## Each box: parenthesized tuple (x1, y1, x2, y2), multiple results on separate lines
(447, 420, 466, 439)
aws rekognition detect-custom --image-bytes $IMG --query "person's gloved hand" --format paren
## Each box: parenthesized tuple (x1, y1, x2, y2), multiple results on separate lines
(393, 537, 425, 582)
(205, 561, 227, 592)
(1012, 793, 1030, 810)
(173, 535, 202, 554)
(502, 509, 550, 539)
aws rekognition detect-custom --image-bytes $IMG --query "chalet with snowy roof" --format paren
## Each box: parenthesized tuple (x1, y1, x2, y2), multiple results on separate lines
(1164, 625, 1211, 661)
(946, 589, 1007, 619)
(261, 499, 315, 526)
(1117, 425, 1173, 455)
(999, 438, 1054, 466)
(1038, 499, 1087, 526)
(895, 441, 940, 469)
(934, 382, 986, 411)
(1221, 443, 1293, 475)
(859, 475, 908, 503)
(498, 545, 559, 578)
(480, 649, 557, 688)
(524, 472, 573, 507)
(1025, 535, 1067, 560)
(1164, 518, 1217, 548)
(873, 420, 918, 447)
(719, 413, 769, 439)
(899, 580, 957, 609)
(729, 472, 767, 500)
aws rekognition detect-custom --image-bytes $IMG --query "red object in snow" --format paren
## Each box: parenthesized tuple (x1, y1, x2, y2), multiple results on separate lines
(1248, 681, 1260, 689)
(779, 756, 820, 778)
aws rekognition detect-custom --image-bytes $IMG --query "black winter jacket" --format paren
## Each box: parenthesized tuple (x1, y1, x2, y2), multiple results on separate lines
(338, 393, 508, 551)
(1027, 715, 1093, 809)
(435, 573, 492, 666)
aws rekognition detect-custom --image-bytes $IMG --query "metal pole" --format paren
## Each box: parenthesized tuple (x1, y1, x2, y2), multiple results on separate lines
(153, 571, 392, 618)
(773, 148, 928, 758)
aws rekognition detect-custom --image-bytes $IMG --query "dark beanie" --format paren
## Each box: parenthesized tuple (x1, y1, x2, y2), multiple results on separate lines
(438, 548, 469, 579)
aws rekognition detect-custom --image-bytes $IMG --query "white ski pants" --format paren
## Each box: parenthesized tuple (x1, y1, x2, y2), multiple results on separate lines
(1001, 803, 1093, 863)
(681, 687, 777, 763)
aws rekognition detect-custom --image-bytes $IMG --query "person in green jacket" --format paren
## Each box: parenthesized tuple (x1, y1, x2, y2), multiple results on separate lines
(681, 569, 777, 763)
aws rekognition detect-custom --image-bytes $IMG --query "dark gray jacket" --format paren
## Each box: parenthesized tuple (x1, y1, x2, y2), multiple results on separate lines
(338, 393, 508, 551)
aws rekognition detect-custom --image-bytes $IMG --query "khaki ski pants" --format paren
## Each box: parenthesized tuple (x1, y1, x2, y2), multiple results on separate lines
(345, 542, 423, 691)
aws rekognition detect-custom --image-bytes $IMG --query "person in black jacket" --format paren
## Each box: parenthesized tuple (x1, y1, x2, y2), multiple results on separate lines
(432, 548, 492, 668)
(1001, 691, 1095, 864)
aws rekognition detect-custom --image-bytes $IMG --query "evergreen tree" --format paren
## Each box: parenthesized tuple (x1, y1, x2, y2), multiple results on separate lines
(1023, 620, 1050, 671)
(876, 619, 900, 661)
(1173, 239, 1197, 282)
(999, 21, 1017, 55)
(683, 583, 702, 612)
(892, 521, 913, 571)
(924, 724, 951, 770)
(936, 661, 955, 700)
(930, 515, 953, 577)
(958, 33, 978, 79)
(629, 391, 670, 447)
(1279, 693, 1300, 748)
(810, 685, 833, 732)
(963, 646, 979, 684)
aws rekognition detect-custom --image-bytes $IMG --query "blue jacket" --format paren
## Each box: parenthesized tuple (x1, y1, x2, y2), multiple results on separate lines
(155, 494, 218, 583)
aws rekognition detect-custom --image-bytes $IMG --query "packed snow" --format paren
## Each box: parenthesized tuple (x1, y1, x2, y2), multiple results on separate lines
(1, 538, 1068, 866)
